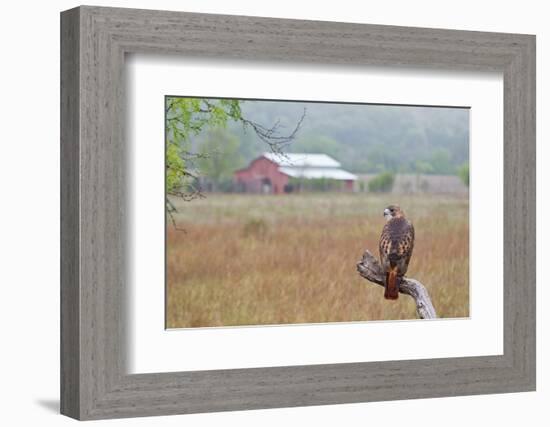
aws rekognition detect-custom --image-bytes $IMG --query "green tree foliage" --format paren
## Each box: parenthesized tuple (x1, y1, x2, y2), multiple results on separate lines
(458, 163, 469, 187)
(414, 160, 435, 174)
(290, 135, 341, 158)
(361, 146, 401, 173)
(368, 172, 395, 193)
(197, 129, 243, 189)
(428, 148, 453, 174)
(166, 97, 242, 195)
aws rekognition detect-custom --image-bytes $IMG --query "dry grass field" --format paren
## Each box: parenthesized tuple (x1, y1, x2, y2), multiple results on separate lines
(166, 193, 469, 328)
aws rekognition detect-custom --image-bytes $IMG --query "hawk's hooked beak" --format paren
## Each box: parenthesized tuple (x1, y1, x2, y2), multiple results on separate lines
(383, 208, 391, 220)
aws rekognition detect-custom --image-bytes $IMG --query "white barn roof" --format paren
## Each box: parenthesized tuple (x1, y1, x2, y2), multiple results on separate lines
(262, 152, 341, 168)
(279, 167, 357, 181)
(262, 152, 357, 181)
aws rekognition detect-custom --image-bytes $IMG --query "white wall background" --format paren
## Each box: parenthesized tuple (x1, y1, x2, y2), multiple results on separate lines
(0, 1, 546, 425)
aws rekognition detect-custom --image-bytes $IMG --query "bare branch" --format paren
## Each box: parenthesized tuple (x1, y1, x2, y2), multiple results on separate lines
(356, 250, 437, 319)
(166, 189, 206, 233)
(165, 197, 188, 232)
(240, 108, 306, 153)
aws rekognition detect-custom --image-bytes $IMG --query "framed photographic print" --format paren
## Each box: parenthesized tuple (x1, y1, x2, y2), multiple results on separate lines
(163, 97, 467, 328)
(61, 5, 535, 420)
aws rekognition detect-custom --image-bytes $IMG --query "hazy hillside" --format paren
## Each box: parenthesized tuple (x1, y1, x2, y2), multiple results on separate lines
(223, 99, 469, 175)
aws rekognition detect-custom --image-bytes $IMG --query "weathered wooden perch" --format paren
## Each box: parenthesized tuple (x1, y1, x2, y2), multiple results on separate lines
(356, 250, 437, 319)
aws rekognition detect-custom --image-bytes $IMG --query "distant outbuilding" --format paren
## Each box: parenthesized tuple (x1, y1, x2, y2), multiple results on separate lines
(234, 152, 357, 194)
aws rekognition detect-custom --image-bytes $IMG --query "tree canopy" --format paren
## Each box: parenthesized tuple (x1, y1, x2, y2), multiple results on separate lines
(166, 98, 243, 196)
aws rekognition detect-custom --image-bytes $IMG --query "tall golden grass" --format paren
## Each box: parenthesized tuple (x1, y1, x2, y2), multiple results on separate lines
(166, 193, 469, 328)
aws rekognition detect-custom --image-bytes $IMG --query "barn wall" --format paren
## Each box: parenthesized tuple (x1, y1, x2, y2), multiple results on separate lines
(234, 157, 289, 194)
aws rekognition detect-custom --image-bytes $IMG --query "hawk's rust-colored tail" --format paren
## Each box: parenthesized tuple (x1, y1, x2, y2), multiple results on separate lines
(385, 268, 399, 300)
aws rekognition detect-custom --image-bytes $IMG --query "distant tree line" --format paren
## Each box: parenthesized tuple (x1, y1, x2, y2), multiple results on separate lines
(228, 101, 469, 176)
(368, 172, 395, 192)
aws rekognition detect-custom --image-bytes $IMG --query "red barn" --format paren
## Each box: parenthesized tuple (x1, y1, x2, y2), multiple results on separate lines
(234, 153, 357, 194)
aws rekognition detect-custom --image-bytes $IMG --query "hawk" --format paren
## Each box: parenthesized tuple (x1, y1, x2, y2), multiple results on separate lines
(379, 205, 415, 300)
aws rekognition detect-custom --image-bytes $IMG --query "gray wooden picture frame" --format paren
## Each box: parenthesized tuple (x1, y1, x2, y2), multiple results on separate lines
(60, 5, 536, 421)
